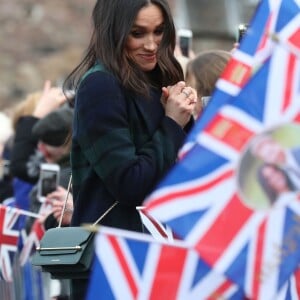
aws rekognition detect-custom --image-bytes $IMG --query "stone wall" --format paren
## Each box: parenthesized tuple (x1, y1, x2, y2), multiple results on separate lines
(0, 0, 94, 110)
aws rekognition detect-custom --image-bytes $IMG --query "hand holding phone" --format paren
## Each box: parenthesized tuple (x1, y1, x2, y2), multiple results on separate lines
(177, 29, 193, 57)
(237, 24, 249, 43)
(201, 96, 211, 109)
(38, 163, 60, 203)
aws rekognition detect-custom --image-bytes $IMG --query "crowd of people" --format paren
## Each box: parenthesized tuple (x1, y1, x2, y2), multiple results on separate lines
(1, 0, 289, 299)
(0, 80, 74, 299)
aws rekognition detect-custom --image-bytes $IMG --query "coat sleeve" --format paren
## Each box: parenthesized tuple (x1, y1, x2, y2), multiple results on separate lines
(10, 116, 41, 184)
(74, 71, 187, 206)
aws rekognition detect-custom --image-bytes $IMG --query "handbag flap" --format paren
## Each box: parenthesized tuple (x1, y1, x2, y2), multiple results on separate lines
(38, 227, 93, 255)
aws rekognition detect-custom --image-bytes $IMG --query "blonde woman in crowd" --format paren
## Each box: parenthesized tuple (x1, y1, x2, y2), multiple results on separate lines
(185, 49, 231, 119)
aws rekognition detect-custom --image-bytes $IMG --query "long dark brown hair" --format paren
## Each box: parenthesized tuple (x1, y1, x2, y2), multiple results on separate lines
(64, 0, 183, 97)
(257, 163, 295, 205)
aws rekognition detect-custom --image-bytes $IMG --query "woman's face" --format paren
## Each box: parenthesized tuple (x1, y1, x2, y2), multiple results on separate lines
(125, 4, 164, 72)
(261, 165, 289, 194)
(38, 142, 70, 164)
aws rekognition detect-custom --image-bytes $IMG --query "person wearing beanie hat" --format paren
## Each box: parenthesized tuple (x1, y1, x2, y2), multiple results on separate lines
(9, 83, 72, 298)
(32, 105, 73, 164)
(27, 105, 74, 300)
(32, 105, 73, 147)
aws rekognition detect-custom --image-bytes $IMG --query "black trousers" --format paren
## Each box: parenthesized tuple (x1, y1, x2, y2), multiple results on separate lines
(70, 278, 89, 300)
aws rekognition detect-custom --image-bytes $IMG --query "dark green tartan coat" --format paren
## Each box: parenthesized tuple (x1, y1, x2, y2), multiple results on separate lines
(71, 64, 191, 232)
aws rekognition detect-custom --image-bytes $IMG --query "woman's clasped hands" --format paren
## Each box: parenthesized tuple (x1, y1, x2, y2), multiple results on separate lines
(162, 81, 197, 128)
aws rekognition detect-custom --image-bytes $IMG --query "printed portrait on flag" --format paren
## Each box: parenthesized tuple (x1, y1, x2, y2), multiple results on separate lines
(144, 27, 300, 297)
(237, 123, 300, 210)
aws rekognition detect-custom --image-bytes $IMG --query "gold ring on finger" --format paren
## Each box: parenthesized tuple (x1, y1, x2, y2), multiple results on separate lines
(182, 90, 190, 97)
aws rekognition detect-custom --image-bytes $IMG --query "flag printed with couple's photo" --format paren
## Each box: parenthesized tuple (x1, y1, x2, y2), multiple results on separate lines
(144, 5, 300, 299)
(87, 227, 244, 300)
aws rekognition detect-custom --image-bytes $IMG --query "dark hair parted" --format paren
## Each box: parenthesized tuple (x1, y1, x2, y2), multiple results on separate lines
(64, 0, 183, 97)
(257, 163, 295, 205)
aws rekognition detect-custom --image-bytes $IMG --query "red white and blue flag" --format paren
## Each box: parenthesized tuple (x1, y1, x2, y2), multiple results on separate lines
(19, 219, 45, 266)
(0, 205, 20, 282)
(87, 227, 244, 300)
(144, 14, 300, 299)
(137, 206, 174, 242)
(181, 0, 300, 156)
(17, 202, 50, 266)
(278, 267, 300, 299)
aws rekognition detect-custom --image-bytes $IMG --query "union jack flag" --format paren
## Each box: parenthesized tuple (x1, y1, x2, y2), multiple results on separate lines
(19, 219, 45, 266)
(17, 201, 49, 266)
(181, 0, 300, 156)
(87, 227, 244, 300)
(137, 206, 174, 242)
(278, 267, 300, 299)
(0, 205, 20, 282)
(144, 12, 300, 300)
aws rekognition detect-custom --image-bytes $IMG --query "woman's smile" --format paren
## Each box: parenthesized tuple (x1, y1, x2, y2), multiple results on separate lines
(126, 4, 164, 72)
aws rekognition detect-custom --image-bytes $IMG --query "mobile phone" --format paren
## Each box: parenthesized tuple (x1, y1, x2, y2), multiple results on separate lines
(37, 163, 60, 202)
(237, 24, 249, 43)
(65, 89, 76, 99)
(178, 29, 193, 57)
(201, 96, 211, 109)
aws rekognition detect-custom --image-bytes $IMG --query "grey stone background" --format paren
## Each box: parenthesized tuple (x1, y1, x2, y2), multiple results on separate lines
(0, 0, 94, 110)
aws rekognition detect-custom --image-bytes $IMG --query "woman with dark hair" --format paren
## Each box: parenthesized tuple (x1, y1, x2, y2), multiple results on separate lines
(257, 163, 296, 205)
(65, 0, 196, 297)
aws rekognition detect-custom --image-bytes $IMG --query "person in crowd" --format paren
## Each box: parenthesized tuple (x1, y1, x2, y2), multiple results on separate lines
(0, 112, 13, 159)
(8, 81, 69, 231)
(10, 80, 67, 184)
(7, 90, 47, 210)
(27, 104, 73, 227)
(185, 49, 231, 119)
(9, 82, 72, 300)
(257, 162, 298, 207)
(11, 91, 41, 130)
(30, 102, 74, 226)
(28, 104, 73, 300)
(0, 112, 14, 202)
(251, 134, 300, 189)
(64, 0, 196, 298)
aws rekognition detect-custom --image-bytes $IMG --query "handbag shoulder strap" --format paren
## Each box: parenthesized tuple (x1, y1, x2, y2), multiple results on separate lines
(93, 201, 118, 226)
(58, 174, 73, 227)
(58, 175, 118, 228)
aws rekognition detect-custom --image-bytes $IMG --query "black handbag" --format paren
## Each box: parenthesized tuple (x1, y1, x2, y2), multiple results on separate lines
(32, 175, 118, 279)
